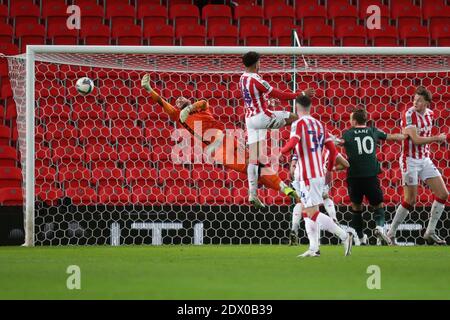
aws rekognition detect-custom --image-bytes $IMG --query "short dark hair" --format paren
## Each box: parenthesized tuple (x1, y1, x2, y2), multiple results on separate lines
(415, 86, 432, 103)
(352, 108, 367, 125)
(295, 95, 311, 109)
(242, 51, 260, 67)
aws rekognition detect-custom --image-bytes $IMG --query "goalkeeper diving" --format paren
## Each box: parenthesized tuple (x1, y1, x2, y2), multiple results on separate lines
(141, 74, 298, 206)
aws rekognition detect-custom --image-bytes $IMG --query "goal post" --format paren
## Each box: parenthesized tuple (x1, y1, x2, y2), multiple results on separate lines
(7, 45, 450, 246)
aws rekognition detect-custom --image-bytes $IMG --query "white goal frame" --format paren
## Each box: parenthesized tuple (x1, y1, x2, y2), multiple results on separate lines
(23, 45, 450, 246)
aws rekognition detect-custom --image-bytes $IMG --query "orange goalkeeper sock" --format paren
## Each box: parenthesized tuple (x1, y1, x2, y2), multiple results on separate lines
(259, 173, 282, 192)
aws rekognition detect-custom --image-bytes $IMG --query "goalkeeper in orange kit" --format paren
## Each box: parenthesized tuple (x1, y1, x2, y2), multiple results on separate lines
(141, 74, 298, 208)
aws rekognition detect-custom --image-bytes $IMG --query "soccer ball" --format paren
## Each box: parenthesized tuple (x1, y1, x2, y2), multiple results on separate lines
(75, 77, 94, 95)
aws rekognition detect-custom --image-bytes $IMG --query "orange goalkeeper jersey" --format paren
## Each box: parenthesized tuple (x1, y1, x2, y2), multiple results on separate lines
(165, 100, 225, 146)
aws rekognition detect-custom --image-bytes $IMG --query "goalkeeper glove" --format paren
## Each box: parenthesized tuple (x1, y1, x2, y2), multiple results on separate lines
(180, 105, 193, 123)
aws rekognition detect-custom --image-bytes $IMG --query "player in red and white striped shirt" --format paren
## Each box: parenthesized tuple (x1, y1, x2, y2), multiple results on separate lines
(387, 86, 448, 245)
(288, 137, 349, 246)
(240, 51, 313, 208)
(281, 95, 353, 257)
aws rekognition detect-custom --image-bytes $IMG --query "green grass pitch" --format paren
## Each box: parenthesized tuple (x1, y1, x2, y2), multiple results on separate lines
(0, 245, 449, 300)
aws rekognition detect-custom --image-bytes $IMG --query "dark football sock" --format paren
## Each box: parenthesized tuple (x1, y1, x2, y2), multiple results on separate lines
(350, 210, 364, 239)
(373, 207, 386, 227)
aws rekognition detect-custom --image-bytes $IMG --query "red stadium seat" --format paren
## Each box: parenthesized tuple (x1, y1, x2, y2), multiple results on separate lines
(76, 2, 104, 25)
(0, 187, 23, 205)
(199, 187, 232, 205)
(106, 102, 138, 124)
(119, 144, 152, 168)
(176, 24, 206, 46)
(226, 170, 246, 189)
(106, 3, 136, 26)
(423, 1, 450, 29)
(234, 0, 257, 5)
(271, 24, 300, 46)
(91, 167, 124, 187)
(80, 24, 111, 45)
(0, 167, 21, 188)
(112, 23, 142, 45)
(146, 126, 174, 148)
(131, 185, 165, 204)
(0, 4, 8, 23)
(99, 186, 131, 205)
(42, 0, 68, 26)
(37, 146, 52, 169)
(358, 0, 390, 28)
(335, 23, 366, 46)
(36, 187, 63, 206)
(0, 43, 19, 56)
(47, 22, 79, 45)
(234, 5, 264, 29)
(15, 23, 46, 53)
(202, 4, 232, 29)
(125, 167, 158, 187)
(229, 187, 246, 204)
(192, 165, 225, 188)
(208, 24, 238, 46)
(159, 164, 192, 187)
(111, 125, 144, 144)
(39, 103, 71, 124)
(399, 24, 430, 46)
(171, 0, 194, 4)
(144, 24, 174, 45)
(0, 145, 18, 167)
(36, 165, 57, 190)
(431, 23, 450, 46)
(367, 25, 398, 47)
(4, 102, 17, 124)
(66, 187, 98, 205)
(79, 125, 111, 145)
(265, 188, 290, 206)
(328, 2, 359, 28)
(71, 103, 105, 127)
(138, 4, 167, 30)
(240, 23, 270, 46)
(358, 79, 392, 105)
(0, 23, 14, 44)
(59, 166, 91, 189)
(45, 122, 79, 148)
(303, 23, 334, 46)
(10, 2, 40, 26)
(166, 186, 198, 204)
(170, 4, 200, 27)
(296, 2, 327, 28)
(85, 143, 119, 169)
(391, 1, 422, 29)
(264, 4, 295, 29)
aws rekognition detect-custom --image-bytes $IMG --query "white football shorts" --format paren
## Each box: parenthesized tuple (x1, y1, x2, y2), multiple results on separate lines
(401, 157, 441, 186)
(292, 177, 326, 209)
(245, 110, 290, 145)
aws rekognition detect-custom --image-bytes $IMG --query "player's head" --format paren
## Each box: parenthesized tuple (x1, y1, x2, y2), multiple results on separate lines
(175, 96, 191, 109)
(350, 108, 367, 127)
(295, 94, 312, 113)
(414, 86, 431, 112)
(242, 51, 260, 72)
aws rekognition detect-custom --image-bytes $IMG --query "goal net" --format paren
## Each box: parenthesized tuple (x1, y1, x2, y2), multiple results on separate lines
(6, 46, 450, 246)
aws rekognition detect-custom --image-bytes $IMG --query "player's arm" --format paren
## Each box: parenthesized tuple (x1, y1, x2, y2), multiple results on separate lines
(386, 133, 407, 141)
(324, 139, 338, 172)
(253, 78, 314, 101)
(179, 98, 209, 123)
(334, 153, 349, 171)
(141, 74, 180, 121)
(281, 136, 299, 155)
(290, 156, 298, 180)
(403, 127, 446, 145)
